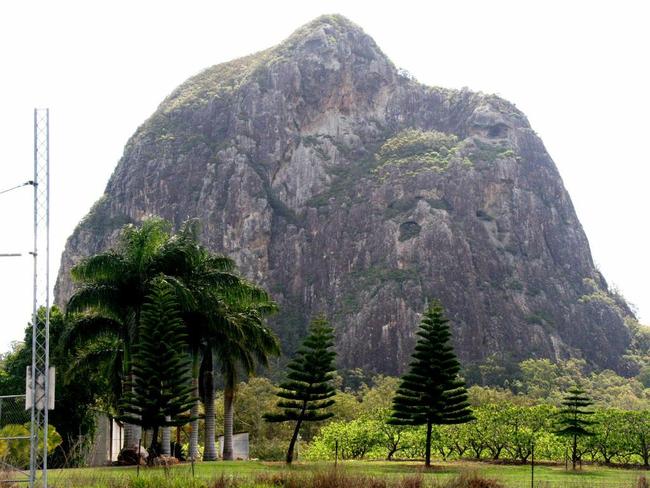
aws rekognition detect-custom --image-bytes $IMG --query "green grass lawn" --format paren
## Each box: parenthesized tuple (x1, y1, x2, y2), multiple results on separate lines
(38, 460, 649, 488)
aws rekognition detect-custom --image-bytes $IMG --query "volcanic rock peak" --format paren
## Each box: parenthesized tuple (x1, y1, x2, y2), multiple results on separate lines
(55, 14, 632, 375)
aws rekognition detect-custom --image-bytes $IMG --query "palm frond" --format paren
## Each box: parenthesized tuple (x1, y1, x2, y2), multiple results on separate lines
(204, 255, 236, 272)
(62, 313, 124, 350)
(200, 270, 242, 293)
(178, 218, 201, 242)
(157, 275, 197, 312)
(70, 252, 127, 283)
(66, 285, 125, 319)
(120, 217, 171, 273)
(66, 334, 122, 376)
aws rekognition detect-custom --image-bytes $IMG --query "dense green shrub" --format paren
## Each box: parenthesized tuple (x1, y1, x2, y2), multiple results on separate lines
(0, 423, 62, 468)
(250, 437, 288, 461)
(375, 129, 460, 175)
(306, 418, 383, 460)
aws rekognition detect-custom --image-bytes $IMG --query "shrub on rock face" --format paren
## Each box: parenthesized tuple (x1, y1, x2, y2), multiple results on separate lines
(377, 129, 460, 170)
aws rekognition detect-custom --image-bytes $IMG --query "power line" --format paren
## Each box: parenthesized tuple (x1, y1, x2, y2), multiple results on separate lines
(0, 180, 34, 196)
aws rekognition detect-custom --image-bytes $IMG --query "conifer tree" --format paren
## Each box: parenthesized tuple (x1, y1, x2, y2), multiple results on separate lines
(389, 300, 473, 467)
(119, 278, 196, 460)
(555, 386, 595, 469)
(264, 316, 336, 464)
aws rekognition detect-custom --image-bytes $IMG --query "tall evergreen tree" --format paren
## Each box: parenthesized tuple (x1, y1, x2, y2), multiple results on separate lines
(555, 386, 595, 469)
(119, 278, 196, 460)
(264, 316, 336, 464)
(66, 217, 173, 448)
(159, 220, 239, 461)
(389, 300, 473, 467)
(67, 218, 262, 459)
(157, 219, 267, 460)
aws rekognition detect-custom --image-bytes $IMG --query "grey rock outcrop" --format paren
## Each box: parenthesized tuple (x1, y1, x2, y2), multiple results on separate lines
(55, 15, 632, 374)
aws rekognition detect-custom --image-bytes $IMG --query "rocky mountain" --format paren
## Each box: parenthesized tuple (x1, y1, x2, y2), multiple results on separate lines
(55, 15, 632, 375)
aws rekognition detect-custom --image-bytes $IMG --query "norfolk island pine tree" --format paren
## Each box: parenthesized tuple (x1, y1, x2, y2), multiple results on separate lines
(555, 386, 596, 469)
(389, 300, 473, 467)
(118, 278, 196, 460)
(264, 316, 337, 464)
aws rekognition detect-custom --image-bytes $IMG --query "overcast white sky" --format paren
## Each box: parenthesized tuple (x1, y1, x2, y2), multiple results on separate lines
(0, 0, 648, 351)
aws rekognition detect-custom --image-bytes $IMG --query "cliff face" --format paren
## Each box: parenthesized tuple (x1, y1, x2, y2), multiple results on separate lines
(55, 15, 632, 374)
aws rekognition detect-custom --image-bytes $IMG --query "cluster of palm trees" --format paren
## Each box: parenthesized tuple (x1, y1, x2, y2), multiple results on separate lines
(64, 218, 279, 460)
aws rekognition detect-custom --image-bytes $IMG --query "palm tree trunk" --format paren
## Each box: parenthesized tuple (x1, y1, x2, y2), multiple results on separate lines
(123, 423, 141, 449)
(189, 350, 201, 460)
(203, 367, 217, 461)
(161, 418, 171, 457)
(223, 385, 235, 460)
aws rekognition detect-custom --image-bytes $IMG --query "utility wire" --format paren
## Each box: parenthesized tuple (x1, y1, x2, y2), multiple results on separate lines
(0, 180, 34, 196)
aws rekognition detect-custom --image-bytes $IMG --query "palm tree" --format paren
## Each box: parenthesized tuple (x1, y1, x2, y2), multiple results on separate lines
(66, 218, 173, 447)
(214, 295, 280, 461)
(184, 272, 274, 462)
(65, 217, 277, 461)
(152, 220, 242, 460)
(63, 327, 123, 414)
(150, 219, 276, 461)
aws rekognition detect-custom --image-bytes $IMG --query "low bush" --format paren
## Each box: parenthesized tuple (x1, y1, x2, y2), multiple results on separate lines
(438, 472, 504, 488)
(254, 470, 500, 488)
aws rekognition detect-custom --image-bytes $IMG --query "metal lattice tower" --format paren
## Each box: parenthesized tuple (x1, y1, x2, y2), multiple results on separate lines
(29, 108, 50, 488)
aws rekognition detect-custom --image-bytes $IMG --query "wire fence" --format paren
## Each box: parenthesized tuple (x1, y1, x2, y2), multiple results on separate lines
(504, 482, 646, 488)
(439, 467, 649, 488)
(0, 395, 29, 426)
(0, 394, 30, 484)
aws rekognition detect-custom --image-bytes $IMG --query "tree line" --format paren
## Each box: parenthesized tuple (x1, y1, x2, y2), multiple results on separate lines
(1, 218, 281, 465)
(306, 399, 650, 468)
(2, 216, 649, 470)
(1, 217, 474, 467)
